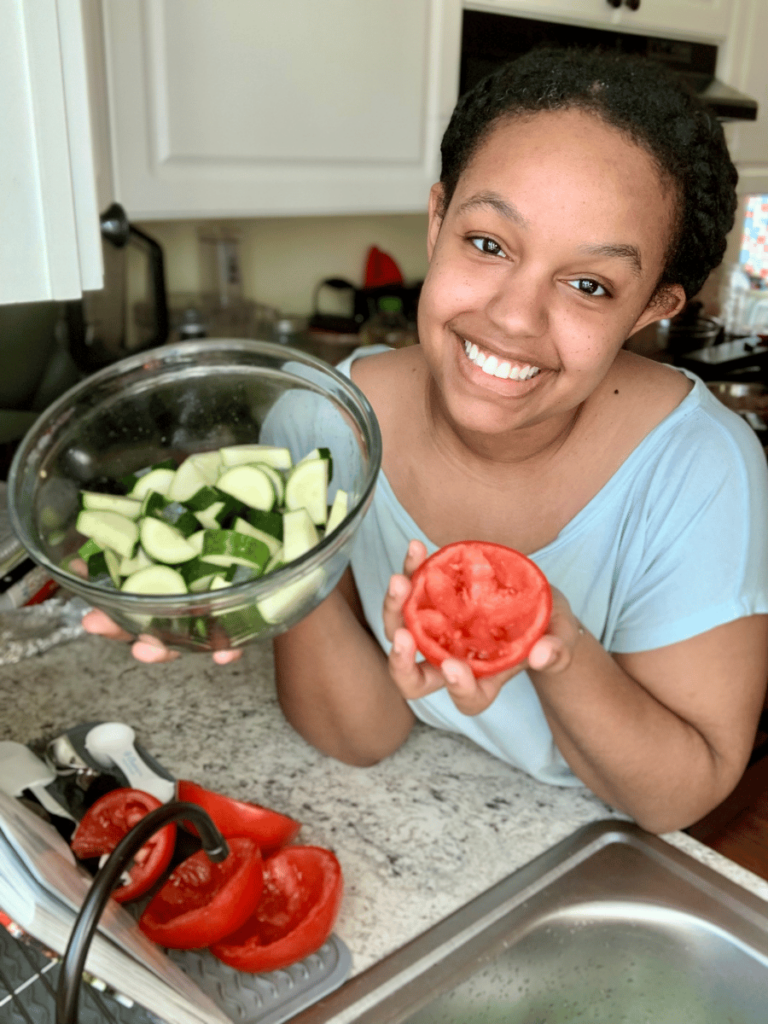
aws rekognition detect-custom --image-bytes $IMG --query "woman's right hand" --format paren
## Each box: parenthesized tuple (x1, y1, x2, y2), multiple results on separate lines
(81, 609, 242, 665)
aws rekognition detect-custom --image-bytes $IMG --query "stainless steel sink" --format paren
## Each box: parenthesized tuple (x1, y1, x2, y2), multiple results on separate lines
(294, 820, 768, 1024)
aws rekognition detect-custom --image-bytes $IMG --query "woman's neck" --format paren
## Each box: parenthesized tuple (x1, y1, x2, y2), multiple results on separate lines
(425, 376, 585, 472)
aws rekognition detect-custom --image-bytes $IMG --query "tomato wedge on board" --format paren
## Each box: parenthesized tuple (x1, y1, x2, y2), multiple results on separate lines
(402, 541, 552, 678)
(210, 846, 343, 973)
(70, 788, 176, 904)
(139, 837, 263, 950)
(176, 779, 301, 852)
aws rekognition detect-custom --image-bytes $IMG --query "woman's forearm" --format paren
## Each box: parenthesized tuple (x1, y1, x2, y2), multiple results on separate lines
(530, 625, 762, 834)
(273, 579, 415, 766)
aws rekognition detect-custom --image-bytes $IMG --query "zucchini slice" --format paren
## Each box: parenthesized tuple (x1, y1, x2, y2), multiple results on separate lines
(201, 529, 271, 571)
(325, 489, 349, 535)
(233, 517, 283, 557)
(139, 518, 199, 564)
(282, 508, 320, 562)
(285, 458, 328, 526)
(128, 467, 176, 500)
(76, 510, 139, 560)
(121, 564, 188, 595)
(168, 459, 211, 502)
(81, 492, 142, 519)
(219, 444, 293, 471)
(216, 465, 277, 511)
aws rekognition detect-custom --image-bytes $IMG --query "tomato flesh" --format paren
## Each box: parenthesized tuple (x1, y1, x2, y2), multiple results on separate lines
(70, 788, 176, 904)
(210, 845, 343, 974)
(139, 836, 263, 949)
(176, 779, 300, 852)
(402, 541, 552, 677)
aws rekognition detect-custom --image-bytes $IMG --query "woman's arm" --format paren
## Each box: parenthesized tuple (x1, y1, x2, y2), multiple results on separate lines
(531, 611, 768, 834)
(273, 567, 415, 766)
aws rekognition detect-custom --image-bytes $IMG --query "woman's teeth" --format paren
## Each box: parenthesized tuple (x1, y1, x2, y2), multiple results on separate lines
(463, 340, 540, 381)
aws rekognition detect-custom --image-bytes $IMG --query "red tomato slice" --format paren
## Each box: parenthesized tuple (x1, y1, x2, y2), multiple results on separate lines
(209, 846, 343, 974)
(402, 541, 552, 678)
(70, 788, 176, 904)
(139, 837, 263, 950)
(177, 780, 301, 852)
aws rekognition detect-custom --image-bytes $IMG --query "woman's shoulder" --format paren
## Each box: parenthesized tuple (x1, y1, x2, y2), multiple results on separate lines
(602, 349, 693, 420)
(341, 344, 426, 419)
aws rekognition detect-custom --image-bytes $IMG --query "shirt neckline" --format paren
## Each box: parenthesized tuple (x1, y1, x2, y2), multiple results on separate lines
(345, 348, 707, 558)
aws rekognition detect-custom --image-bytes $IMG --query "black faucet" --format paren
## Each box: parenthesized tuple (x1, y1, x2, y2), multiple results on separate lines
(56, 801, 229, 1024)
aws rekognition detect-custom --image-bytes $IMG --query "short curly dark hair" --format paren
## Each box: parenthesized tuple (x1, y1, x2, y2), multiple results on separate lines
(440, 47, 738, 300)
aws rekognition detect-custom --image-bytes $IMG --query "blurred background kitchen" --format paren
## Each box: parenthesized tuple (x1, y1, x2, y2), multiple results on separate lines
(2, 0, 768, 481)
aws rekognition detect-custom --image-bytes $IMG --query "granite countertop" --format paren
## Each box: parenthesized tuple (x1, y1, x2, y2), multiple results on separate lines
(2, 627, 768, 979)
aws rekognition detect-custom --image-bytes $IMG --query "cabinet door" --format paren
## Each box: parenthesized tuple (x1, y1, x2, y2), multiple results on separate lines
(0, 0, 102, 304)
(102, 0, 461, 219)
(468, 0, 734, 40)
(719, 0, 768, 195)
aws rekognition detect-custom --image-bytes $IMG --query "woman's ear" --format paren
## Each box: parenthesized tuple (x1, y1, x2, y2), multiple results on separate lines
(427, 183, 445, 261)
(632, 283, 687, 335)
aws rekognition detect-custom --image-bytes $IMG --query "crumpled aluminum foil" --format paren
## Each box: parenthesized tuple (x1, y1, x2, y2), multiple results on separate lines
(0, 596, 90, 665)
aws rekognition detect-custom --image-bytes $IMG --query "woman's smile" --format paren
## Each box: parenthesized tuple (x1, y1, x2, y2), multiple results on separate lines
(462, 338, 541, 381)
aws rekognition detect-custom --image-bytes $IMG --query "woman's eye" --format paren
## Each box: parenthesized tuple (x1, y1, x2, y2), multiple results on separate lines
(568, 278, 608, 298)
(470, 236, 506, 257)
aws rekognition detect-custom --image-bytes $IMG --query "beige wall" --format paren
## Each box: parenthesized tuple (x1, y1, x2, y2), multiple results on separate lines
(138, 213, 430, 318)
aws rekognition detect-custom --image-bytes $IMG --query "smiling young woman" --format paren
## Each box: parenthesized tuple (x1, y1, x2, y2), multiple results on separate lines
(270, 49, 768, 835)
(86, 49, 768, 836)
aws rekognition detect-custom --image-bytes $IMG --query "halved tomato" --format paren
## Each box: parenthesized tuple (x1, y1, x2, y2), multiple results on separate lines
(70, 788, 176, 904)
(209, 845, 343, 974)
(176, 779, 300, 852)
(402, 541, 552, 678)
(139, 837, 263, 950)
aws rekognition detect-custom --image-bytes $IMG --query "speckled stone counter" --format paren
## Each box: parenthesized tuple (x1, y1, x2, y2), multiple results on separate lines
(2, 631, 768, 978)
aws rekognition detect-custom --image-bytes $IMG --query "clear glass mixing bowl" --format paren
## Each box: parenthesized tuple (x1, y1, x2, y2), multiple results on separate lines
(8, 339, 381, 651)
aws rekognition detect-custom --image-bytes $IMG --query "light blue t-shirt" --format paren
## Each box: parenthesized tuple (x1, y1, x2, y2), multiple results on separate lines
(270, 346, 768, 785)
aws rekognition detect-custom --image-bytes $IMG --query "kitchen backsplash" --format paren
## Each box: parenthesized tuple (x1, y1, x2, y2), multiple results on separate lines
(136, 212, 430, 318)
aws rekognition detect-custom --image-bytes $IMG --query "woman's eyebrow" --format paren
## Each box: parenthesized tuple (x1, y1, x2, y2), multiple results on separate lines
(577, 243, 643, 276)
(456, 192, 643, 276)
(456, 191, 528, 226)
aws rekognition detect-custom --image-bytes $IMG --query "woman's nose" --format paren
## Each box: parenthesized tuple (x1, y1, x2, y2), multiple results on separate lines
(485, 267, 548, 339)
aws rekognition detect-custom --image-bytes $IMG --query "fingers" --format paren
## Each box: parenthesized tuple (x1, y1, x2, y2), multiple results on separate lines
(82, 609, 239, 665)
(213, 649, 243, 665)
(527, 634, 572, 673)
(441, 658, 513, 716)
(388, 627, 445, 700)
(383, 540, 429, 642)
(403, 538, 428, 576)
(383, 573, 410, 641)
(82, 608, 133, 642)
(133, 634, 180, 663)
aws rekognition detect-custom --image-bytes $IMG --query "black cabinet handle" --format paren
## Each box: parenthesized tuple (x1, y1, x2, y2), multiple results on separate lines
(624, 0, 641, 8)
(606, 0, 622, 7)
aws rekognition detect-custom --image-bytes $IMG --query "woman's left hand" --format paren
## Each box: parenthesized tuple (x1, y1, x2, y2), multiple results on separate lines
(383, 541, 583, 716)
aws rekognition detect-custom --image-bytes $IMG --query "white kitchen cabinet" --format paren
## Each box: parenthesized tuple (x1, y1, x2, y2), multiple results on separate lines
(719, 0, 768, 195)
(465, 0, 735, 41)
(0, 0, 103, 304)
(101, 0, 462, 220)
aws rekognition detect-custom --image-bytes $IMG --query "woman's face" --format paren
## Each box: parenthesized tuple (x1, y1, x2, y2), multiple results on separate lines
(418, 108, 686, 442)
